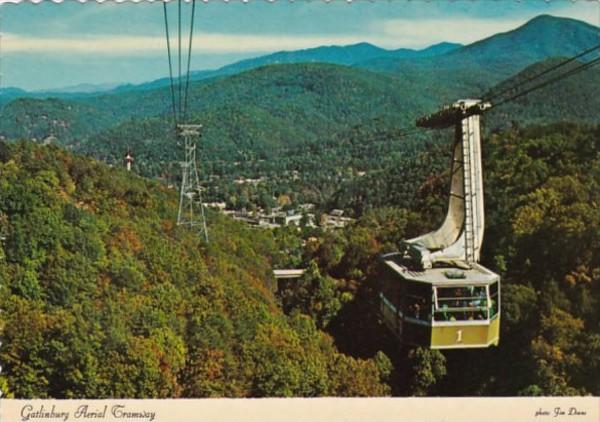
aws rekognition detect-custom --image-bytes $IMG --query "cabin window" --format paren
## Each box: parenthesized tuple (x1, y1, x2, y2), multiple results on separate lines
(434, 286, 488, 321)
(403, 283, 432, 321)
(489, 282, 499, 318)
(379, 269, 402, 309)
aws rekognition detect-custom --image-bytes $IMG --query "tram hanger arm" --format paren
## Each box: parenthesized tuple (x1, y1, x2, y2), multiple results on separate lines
(416, 100, 492, 129)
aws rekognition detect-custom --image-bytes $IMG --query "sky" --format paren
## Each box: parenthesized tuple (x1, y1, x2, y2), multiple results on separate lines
(1, 0, 599, 91)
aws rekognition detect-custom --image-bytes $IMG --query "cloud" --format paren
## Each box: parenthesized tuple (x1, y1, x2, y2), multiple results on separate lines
(3, 33, 164, 55)
(377, 6, 599, 48)
(550, 2, 600, 27)
(2, 32, 395, 56)
(380, 16, 551, 48)
(4, 5, 597, 57)
(377, 17, 522, 47)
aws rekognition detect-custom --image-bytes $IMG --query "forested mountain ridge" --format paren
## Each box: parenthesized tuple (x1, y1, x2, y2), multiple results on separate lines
(0, 63, 420, 145)
(457, 15, 599, 67)
(3, 56, 600, 216)
(203, 41, 463, 76)
(0, 98, 118, 145)
(356, 15, 600, 82)
(0, 62, 457, 184)
(4, 13, 594, 101)
(0, 141, 392, 398)
(486, 58, 600, 129)
(0, 41, 463, 100)
(113, 41, 464, 94)
(1, 14, 597, 143)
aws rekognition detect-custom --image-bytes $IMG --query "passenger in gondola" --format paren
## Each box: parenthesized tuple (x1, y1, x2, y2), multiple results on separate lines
(453, 287, 465, 308)
(439, 304, 449, 321)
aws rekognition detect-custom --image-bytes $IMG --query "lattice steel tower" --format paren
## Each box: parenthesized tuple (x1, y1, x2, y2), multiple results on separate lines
(177, 124, 209, 243)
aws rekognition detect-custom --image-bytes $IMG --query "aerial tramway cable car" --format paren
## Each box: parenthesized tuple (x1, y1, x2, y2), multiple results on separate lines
(378, 99, 500, 349)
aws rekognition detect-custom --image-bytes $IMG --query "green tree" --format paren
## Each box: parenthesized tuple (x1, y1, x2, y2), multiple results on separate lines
(407, 348, 447, 396)
(279, 260, 341, 329)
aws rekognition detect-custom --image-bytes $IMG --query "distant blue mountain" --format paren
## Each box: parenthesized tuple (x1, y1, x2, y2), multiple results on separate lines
(2, 37, 504, 97)
(0, 87, 29, 108)
(0, 85, 122, 108)
(36, 82, 122, 95)
(0, 87, 27, 96)
(457, 14, 599, 64)
(3, 14, 600, 155)
(5, 14, 598, 98)
(94, 41, 463, 94)
(216, 41, 463, 72)
(356, 15, 600, 83)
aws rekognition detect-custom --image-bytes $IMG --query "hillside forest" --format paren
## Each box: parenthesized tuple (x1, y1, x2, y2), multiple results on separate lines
(0, 14, 599, 397)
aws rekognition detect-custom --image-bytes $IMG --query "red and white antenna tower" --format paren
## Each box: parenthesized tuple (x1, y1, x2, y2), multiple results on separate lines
(124, 150, 134, 172)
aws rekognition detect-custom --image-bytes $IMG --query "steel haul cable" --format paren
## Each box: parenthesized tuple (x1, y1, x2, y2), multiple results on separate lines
(491, 55, 600, 108)
(163, 0, 197, 126)
(163, 1, 179, 128)
(488, 6, 600, 108)
(183, 0, 197, 122)
(483, 43, 600, 102)
(178, 0, 182, 117)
